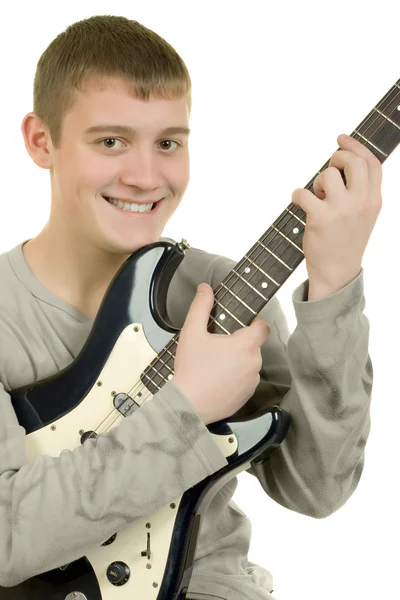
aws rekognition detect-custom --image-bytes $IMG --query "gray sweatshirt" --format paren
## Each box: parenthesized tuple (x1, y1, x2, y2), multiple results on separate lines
(0, 239, 371, 600)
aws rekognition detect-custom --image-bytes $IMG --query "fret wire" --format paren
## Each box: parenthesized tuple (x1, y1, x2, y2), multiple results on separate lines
(219, 263, 272, 322)
(353, 129, 388, 157)
(271, 225, 304, 253)
(370, 84, 400, 118)
(211, 319, 231, 335)
(261, 227, 305, 268)
(141, 339, 177, 391)
(303, 86, 400, 194)
(212, 282, 266, 334)
(147, 363, 164, 376)
(142, 367, 165, 383)
(366, 114, 400, 154)
(232, 268, 267, 300)
(225, 257, 276, 313)
(152, 355, 174, 375)
(244, 252, 279, 284)
(256, 240, 293, 271)
(365, 111, 400, 148)
(213, 298, 246, 327)
(267, 211, 306, 255)
(221, 209, 305, 321)
(142, 374, 161, 390)
(373, 107, 400, 132)
(219, 283, 257, 314)
(159, 357, 174, 374)
(164, 347, 175, 360)
(213, 274, 267, 332)
(142, 362, 165, 387)
(285, 207, 306, 225)
(372, 93, 400, 152)
(355, 87, 400, 156)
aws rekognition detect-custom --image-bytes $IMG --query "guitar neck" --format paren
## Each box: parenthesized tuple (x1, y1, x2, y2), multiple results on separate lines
(142, 79, 400, 394)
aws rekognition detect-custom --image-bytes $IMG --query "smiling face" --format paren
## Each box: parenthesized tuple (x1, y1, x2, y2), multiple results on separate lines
(45, 76, 191, 255)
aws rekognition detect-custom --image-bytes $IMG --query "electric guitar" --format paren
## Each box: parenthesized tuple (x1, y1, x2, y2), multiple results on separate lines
(2, 78, 400, 600)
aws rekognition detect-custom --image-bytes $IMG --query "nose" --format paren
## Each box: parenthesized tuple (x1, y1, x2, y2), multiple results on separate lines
(119, 147, 163, 191)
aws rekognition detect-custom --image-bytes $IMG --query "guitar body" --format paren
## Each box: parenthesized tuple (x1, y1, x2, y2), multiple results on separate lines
(2, 241, 289, 600)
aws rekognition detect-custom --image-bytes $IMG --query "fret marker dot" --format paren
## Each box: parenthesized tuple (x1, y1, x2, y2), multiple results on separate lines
(293, 227, 299, 234)
(168, 374, 173, 380)
(244, 267, 251, 273)
(261, 282, 268, 288)
(219, 313, 226, 320)
(397, 105, 400, 111)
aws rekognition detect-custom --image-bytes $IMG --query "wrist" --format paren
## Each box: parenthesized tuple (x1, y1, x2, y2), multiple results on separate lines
(307, 268, 362, 301)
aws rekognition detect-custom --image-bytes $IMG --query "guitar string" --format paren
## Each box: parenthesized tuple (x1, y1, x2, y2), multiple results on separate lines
(83, 81, 400, 439)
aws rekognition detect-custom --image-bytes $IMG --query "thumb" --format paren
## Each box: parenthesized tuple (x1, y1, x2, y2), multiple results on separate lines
(182, 283, 214, 334)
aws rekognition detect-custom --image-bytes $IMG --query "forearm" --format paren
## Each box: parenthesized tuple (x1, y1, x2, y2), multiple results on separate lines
(249, 270, 372, 517)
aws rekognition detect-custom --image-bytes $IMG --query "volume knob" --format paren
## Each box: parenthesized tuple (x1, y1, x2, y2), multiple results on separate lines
(106, 561, 131, 586)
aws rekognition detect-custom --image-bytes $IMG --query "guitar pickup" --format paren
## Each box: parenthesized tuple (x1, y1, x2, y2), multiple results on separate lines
(113, 393, 140, 417)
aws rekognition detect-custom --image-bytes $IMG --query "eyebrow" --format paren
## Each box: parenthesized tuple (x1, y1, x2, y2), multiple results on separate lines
(84, 124, 191, 136)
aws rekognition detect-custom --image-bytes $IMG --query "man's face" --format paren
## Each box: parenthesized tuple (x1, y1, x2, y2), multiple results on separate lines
(47, 76, 190, 255)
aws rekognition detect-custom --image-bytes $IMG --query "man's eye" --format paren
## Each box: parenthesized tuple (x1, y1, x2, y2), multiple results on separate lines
(159, 140, 180, 151)
(100, 138, 124, 149)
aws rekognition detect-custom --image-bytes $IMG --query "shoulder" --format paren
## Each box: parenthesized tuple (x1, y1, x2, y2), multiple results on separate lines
(0, 245, 35, 355)
(0, 247, 30, 314)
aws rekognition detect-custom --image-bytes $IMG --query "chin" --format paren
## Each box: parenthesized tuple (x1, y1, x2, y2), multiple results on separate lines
(105, 233, 161, 257)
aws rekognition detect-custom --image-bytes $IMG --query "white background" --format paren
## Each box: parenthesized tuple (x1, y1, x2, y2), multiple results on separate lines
(1, 1, 399, 599)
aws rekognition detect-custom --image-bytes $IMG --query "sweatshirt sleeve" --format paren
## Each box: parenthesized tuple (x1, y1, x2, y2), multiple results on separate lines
(0, 379, 227, 587)
(166, 247, 372, 520)
(230, 267, 370, 518)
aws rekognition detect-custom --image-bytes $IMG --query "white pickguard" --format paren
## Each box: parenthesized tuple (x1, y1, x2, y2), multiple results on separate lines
(24, 323, 238, 599)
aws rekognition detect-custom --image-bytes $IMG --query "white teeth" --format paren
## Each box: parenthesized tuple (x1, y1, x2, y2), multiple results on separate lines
(105, 197, 154, 213)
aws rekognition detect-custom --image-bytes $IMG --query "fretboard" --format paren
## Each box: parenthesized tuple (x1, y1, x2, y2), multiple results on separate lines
(142, 78, 400, 395)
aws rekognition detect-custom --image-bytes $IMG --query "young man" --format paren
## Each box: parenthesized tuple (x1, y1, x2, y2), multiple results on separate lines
(0, 14, 381, 600)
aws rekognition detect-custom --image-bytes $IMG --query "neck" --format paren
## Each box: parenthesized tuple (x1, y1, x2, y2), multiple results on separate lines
(23, 222, 131, 319)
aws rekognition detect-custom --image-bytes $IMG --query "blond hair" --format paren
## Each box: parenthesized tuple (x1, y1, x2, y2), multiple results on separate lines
(33, 15, 192, 148)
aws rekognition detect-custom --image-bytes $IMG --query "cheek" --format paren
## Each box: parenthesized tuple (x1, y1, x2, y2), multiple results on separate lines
(79, 151, 117, 190)
(172, 154, 190, 190)
(53, 150, 117, 214)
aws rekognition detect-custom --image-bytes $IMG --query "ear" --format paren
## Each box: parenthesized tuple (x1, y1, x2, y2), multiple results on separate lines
(21, 112, 53, 169)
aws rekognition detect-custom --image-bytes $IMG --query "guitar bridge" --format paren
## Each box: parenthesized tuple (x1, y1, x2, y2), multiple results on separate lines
(113, 393, 140, 417)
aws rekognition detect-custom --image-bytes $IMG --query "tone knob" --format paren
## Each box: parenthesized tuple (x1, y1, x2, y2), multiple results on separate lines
(106, 561, 131, 586)
(65, 593, 88, 600)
